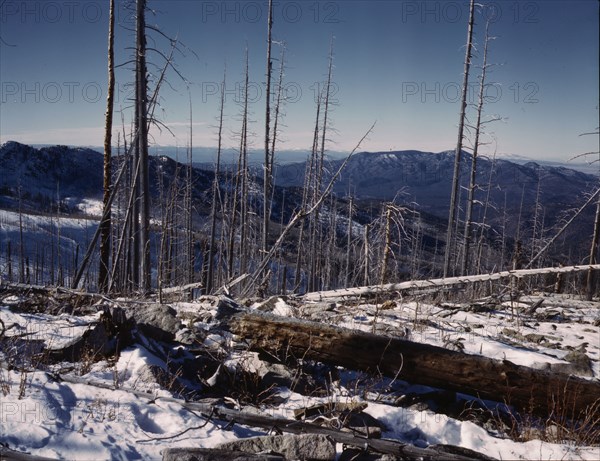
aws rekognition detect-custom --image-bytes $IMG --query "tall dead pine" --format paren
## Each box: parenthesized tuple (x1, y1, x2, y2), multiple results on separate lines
(206, 69, 226, 294)
(444, 0, 475, 278)
(262, 0, 274, 262)
(99, 0, 115, 292)
(136, 0, 151, 292)
(462, 20, 492, 276)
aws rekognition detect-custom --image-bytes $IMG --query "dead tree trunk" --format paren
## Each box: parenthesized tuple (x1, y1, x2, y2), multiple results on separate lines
(18, 185, 25, 284)
(380, 204, 393, 284)
(0, 447, 62, 461)
(262, 0, 274, 263)
(444, 0, 475, 278)
(305, 264, 600, 301)
(476, 154, 496, 274)
(363, 224, 370, 286)
(587, 191, 600, 300)
(186, 96, 194, 285)
(206, 69, 226, 294)
(294, 98, 321, 292)
(345, 195, 354, 287)
(223, 311, 600, 418)
(136, 0, 150, 292)
(71, 139, 135, 290)
(462, 21, 491, 276)
(310, 40, 335, 291)
(99, 0, 116, 293)
(239, 53, 251, 276)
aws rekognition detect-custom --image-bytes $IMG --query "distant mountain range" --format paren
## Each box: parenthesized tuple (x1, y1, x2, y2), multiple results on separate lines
(1, 141, 597, 264)
(0, 141, 214, 214)
(274, 149, 598, 261)
(29, 143, 598, 174)
(275, 149, 597, 214)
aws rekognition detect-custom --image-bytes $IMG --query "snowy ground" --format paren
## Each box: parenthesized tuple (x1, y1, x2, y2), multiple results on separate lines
(0, 290, 599, 460)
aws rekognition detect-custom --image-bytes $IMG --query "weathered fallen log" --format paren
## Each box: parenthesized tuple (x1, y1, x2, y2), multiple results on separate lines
(161, 282, 204, 294)
(222, 311, 600, 418)
(303, 264, 600, 301)
(162, 448, 285, 461)
(187, 404, 495, 460)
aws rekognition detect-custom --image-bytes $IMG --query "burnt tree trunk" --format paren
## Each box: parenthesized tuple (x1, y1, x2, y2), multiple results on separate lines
(99, 0, 116, 293)
(135, 0, 150, 292)
(223, 311, 600, 418)
(444, 0, 475, 277)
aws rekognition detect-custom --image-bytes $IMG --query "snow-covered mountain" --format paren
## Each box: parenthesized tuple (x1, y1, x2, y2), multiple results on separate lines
(275, 150, 598, 259)
(0, 141, 214, 215)
(4, 141, 594, 225)
(0, 141, 104, 212)
(275, 149, 597, 214)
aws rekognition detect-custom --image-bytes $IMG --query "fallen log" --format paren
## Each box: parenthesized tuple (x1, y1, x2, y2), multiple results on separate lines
(51, 373, 493, 460)
(162, 448, 285, 461)
(222, 311, 600, 418)
(199, 410, 496, 461)
(172, 403, 494, 460)
(0, 447, 60, 461)
(161, 282, 204, 294)
(303, 264, 600, 301)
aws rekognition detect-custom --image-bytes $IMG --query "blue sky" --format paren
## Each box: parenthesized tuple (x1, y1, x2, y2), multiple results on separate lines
(0, 0, 598, 162)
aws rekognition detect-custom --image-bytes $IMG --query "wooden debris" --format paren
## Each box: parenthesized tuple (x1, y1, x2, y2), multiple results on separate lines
(222, 311, 600, 418)
(303, 264, 600, 301)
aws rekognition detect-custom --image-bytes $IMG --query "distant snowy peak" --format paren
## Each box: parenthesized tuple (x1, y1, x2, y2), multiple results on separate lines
(275, 148, 597, 218)
(0, 141, 217, 216)
(0, 141, 103, 198)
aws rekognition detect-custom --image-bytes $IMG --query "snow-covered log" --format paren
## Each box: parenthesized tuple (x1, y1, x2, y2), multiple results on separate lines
(303, 264, 600, 301)
(161, 282, 204, 294)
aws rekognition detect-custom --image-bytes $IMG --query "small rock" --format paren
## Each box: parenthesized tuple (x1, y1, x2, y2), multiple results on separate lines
(215, 297, 244, 320)
(255, 296, 294, 317)
(550, 350, 594, 377)
(137, 364, 184, 393)
(175, 327, 206, 346)
(255, 296, 285, 312)
(524, 333, 546, 344)
(131, 303, 181, 341)
(48, 308, 132, 362)
(215, 434, 336, 461)
(260, 363, 295, 389)
(344, 411, 384, 438)
(502, 328, 525, 342)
